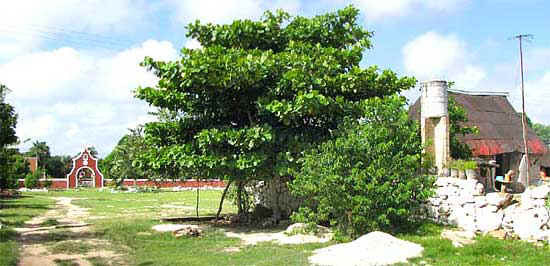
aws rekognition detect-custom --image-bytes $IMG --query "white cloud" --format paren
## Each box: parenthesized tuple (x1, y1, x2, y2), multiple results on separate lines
(353, 0, 469, 21)
(168, 0, 300, 25)
(402, 31, 486, 89)
(2, 40, 178, 156)
(0, 0, 149, 33)
(519, 72, 550, 124)
(96, 40, 178, 101)
(0, 47, 94, 101)
(0, 0, 153, 59)
(185, 39, 202, 50)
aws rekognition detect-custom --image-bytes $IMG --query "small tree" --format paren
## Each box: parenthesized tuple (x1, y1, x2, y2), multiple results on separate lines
(449, 96, 479, 159)
(101, 127, 149, 186)
(135, 6, 415, 220)
(24, 167, 43, 189)
(290, 96, 435, 238)
(533, 123, 550, 145)
(0, 84, 19, 190)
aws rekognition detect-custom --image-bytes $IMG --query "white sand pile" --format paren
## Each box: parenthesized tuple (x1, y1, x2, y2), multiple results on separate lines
(309, 231, 423, 266)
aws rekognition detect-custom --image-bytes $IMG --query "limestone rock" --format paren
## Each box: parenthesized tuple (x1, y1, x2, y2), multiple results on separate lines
(308, 231, 423, 266)
(487, 229, 508, 240)
(513, 208, 549, 240)
(475, 183, 485, 196)
(173, 226, 202, 238)
(435, 177, 453, 187)
(429, 197, 442, 206)
(534, 230, 550, 242)
(486, 193, 512, 208)
(502, 204, 520, 231)
(475, 209, 503, 233)
(448, 207, 476, 232)
(441, 229, 476, 247)
(528, 185, 550, 199)
(520, 191, 546, 209)
(474, 197, 488, 208)
(458, 194, 476, 206)
(152, 224, 199, 233)
(285, 223, 331, 235)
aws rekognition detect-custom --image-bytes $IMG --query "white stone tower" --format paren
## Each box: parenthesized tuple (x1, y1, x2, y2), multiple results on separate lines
(420, 80, 450, 176)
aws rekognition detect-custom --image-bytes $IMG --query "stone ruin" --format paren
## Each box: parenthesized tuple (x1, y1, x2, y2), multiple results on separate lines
(422, 177, 550, 242)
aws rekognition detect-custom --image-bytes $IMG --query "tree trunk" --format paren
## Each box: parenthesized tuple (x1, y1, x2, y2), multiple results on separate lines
(196, 179, 200, 217)
(216, 180, 232, 220)
(236, 180, 243, 219)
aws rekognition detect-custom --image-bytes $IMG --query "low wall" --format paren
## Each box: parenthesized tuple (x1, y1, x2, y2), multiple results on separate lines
(18, 179, 226, 189)
(423, 177, 550, 242)
(113, 179, 226, 188)
(252, 177, 301, 219)
(17, 179, 67, 189)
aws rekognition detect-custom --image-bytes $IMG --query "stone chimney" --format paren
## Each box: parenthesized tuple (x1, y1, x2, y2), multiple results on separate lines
(420, 80, 450, 176)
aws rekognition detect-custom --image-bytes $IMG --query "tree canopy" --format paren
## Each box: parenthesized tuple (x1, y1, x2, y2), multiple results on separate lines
(532, 123, 550, 145)
(101, 127, 148, 185)
(135, 6, 416, 218)
(0, 84, 20, 189)
(290, 96, 434, 237)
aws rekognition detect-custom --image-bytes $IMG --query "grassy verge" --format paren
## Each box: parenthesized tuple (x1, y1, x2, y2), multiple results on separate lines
(43, 189, 237, 218)
(91, 217, 328, 266)
(0, 194, 54, 266)
(40, 189, 329, 265)
(398, 223, 550, 266)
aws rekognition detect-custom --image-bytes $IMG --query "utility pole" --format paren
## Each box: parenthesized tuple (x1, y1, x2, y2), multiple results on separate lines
(514, 34, 533, 186)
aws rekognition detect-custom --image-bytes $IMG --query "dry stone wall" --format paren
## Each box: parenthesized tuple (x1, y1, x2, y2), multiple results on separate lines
(252, 177, 301, 220)
(423, 177, 550, 242)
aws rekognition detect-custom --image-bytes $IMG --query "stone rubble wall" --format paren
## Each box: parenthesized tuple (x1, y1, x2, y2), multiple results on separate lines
(251, 177, 301, 220)
(423, 177, 550, 242)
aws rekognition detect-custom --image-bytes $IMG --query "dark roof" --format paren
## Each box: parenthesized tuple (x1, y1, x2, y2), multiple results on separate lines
(409, 91, 547, 156)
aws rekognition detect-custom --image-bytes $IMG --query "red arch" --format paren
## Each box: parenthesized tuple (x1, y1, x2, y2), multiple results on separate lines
(66, 147, 104, 188)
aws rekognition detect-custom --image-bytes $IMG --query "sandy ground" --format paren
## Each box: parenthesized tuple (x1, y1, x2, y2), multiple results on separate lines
(225, 230, 333, 245)
(15, 197, 127, 266)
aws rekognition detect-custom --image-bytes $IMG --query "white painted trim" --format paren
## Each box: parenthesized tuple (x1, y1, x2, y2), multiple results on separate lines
(75, 166, 96, 188)
(66, 146, 104, 188)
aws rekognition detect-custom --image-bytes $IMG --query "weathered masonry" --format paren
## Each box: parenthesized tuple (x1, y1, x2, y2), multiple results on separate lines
(409, 81, 548, 182)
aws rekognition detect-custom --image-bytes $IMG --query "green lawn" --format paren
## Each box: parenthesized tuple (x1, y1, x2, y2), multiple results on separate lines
(36, 189, 328, 265)
(4, 189, 550, 265)
(0, 194, 54, 266)
(398, 223, 550, 266)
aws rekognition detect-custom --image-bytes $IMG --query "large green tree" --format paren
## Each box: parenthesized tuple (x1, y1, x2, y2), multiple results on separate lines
(290, 95, 434, 238)
(532, 123, 550, 145)
(0, 84, 19, 189)
(27, 141, 72, 178)
(135, 6, 415, 219)
(101, 127, 149, 185)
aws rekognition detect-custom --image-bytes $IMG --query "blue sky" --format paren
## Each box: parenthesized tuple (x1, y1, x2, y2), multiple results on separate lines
(0, 0, 548, 156)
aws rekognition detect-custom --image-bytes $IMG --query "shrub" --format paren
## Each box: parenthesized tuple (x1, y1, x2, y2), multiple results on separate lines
(463, 160, 477, 170)
(290, 96, 435, 238)
(24, 169, 41, 189)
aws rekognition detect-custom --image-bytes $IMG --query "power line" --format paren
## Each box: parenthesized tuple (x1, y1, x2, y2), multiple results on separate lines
(511, 33, 534, 186)
(0, 24, 137, 51)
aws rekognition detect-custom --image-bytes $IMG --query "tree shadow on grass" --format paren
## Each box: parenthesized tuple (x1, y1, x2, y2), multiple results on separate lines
(18, 229, 98, 246)
(392, 219, 443, 238)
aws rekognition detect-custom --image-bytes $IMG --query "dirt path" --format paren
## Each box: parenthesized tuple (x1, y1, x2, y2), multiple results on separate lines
(15, 197, 127, 266)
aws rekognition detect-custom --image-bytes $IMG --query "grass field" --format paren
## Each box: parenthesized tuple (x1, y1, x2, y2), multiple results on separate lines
(0, 194, 54, 266)
(2, 189, 550, 265)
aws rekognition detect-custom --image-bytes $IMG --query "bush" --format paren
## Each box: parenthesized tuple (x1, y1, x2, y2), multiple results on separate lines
(24, 173, 39, 189)
(289, 96, 435, 239)
(24, 168, 42, 189)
